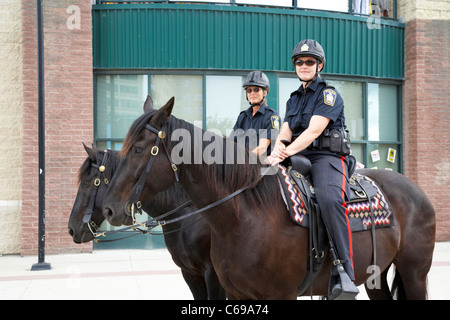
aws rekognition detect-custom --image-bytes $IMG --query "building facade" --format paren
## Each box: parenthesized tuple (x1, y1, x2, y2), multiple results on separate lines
(0, 0, 448, 255)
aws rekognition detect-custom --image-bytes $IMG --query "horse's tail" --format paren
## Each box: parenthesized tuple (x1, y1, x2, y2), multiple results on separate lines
(391, 266, 407, 300)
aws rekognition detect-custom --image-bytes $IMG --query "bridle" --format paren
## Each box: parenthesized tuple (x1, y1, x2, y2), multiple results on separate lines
(83, 150, 110, 236)
(125, 123, 179, 224)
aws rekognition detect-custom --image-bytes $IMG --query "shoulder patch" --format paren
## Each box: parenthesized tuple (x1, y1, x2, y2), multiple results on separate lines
(270, 115, 280, 130)
(323, 89, 337, 107)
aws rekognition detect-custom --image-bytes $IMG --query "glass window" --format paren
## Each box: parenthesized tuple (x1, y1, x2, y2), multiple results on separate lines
(298, 0, 349, 12)
(150, 75, 203, 126)
(368, 83, 398, 141)
(169, 0, 227, 3)
(326, 80, 364, 141)
(205, 75, 246, 135)
(367, 143, 400, 172)
(96, 74, 149, 150)
(349, 143, 364, 165)
(236, 0, 293, 6)
(278, 77, 300, 121)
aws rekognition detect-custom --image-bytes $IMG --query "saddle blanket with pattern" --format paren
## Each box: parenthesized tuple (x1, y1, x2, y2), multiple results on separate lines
(277, 165, 394, 232)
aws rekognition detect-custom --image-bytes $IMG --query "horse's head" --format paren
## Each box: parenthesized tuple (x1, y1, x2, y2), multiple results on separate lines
(68, 144, 116, 243)
(102, 96, 178, 226)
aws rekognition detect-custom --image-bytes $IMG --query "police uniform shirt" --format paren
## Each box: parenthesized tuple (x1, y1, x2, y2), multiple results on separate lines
(284, 77, 346, 139)
(232, 102, 280, 153)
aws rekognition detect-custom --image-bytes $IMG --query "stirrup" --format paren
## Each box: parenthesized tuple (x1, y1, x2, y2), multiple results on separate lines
(329, 265, 359, 300)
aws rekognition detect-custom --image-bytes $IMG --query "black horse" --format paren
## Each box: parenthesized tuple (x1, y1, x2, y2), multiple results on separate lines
(102, 97, 436, 299)
(68, 141, 225, 300)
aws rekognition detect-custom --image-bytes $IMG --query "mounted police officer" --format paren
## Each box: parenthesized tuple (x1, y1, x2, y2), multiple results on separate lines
(266, 39, 358, 299)
(231, 71, 280, 156)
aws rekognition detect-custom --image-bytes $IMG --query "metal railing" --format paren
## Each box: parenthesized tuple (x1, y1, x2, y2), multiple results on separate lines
(94, 0, 397, 20)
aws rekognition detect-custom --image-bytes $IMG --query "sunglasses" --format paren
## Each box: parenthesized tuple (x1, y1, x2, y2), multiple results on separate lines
(295, 59, 317, 67)
(246, 87, 262, 94)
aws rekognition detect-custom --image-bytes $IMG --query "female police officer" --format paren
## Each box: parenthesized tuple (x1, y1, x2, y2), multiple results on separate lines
(266, 39, 358, 299)
(231, 71, 280, 156)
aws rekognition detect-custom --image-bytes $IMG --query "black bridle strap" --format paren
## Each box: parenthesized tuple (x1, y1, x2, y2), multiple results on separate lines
(128, 124, 179, 205)
(83, 150, 109, 224)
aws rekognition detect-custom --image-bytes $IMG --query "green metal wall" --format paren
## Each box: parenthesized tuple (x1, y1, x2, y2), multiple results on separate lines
(93, 3, 404, 79)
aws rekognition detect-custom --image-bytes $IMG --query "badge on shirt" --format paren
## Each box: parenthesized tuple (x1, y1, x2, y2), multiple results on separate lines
(270, 115, 280, 130)
(323, 89, 337, 107)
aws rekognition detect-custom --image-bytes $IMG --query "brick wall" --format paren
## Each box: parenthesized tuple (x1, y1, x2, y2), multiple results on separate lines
(21, 0, 93, 255)
(403, 18, 450, 241)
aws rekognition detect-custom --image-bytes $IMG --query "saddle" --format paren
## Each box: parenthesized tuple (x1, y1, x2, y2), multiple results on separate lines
(276, 154, 394, 297)
(278, 155, 393, 229)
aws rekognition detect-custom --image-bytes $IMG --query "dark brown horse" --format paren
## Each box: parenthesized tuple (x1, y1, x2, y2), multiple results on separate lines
(102, 97, 436, 300)
(68, 143, 225, 300)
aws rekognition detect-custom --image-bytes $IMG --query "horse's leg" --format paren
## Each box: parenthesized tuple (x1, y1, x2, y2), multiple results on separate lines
(205, 263, 226, 300)
(393, 199, 435, 299)
(394, 249, 433, 300)
(181, 270, 208, 300)
(364, 265, 393, 300)
(393, 228, 435, 300)
(362, 170, 435, 300)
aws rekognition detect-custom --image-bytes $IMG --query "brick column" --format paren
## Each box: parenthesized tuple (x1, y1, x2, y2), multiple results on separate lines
(401, 1, 450, 241)
(21, 0, 93, 254)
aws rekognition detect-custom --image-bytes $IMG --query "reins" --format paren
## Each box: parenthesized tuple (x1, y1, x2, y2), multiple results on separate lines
(94, 180, 256, 241)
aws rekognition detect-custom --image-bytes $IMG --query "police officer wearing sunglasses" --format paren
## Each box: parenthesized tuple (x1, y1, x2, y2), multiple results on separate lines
(231, 71, 280, 156)
(266, 39, 358, 299)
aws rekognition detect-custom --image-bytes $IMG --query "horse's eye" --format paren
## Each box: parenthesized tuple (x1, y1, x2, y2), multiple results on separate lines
(133, 146, 144, 155)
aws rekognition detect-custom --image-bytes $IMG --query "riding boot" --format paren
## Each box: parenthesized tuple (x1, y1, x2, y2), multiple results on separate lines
(329, 263, 359, 300)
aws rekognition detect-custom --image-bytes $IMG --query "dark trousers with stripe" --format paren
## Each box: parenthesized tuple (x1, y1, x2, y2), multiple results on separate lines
(305, 151, 355, 281)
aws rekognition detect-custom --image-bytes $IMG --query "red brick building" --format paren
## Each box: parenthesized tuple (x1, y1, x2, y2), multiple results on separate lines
(0, 0, 448, 255)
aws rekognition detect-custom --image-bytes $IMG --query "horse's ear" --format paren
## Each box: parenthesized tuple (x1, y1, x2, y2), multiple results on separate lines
(143, 95, 154, 113)
(151, 96, 174, 127)
(163, 96, 174, 116)
(83, 142, 97, 161)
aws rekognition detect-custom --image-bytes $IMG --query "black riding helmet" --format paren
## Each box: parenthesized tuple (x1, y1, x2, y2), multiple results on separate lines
(291, 39, 326, 67)
(242, 71, 270, 93)
(243, 71, 270, 107)
(291, 39, 326, 84)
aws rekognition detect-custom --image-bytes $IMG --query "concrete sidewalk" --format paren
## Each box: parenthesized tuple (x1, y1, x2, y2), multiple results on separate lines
(1, 242, 449, 300)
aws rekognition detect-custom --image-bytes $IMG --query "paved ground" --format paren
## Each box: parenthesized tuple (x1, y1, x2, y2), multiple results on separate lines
(1, 242, 449, 300)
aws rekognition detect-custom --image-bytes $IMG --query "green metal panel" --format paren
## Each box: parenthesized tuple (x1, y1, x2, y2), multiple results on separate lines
(93, 3, 404, 79)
